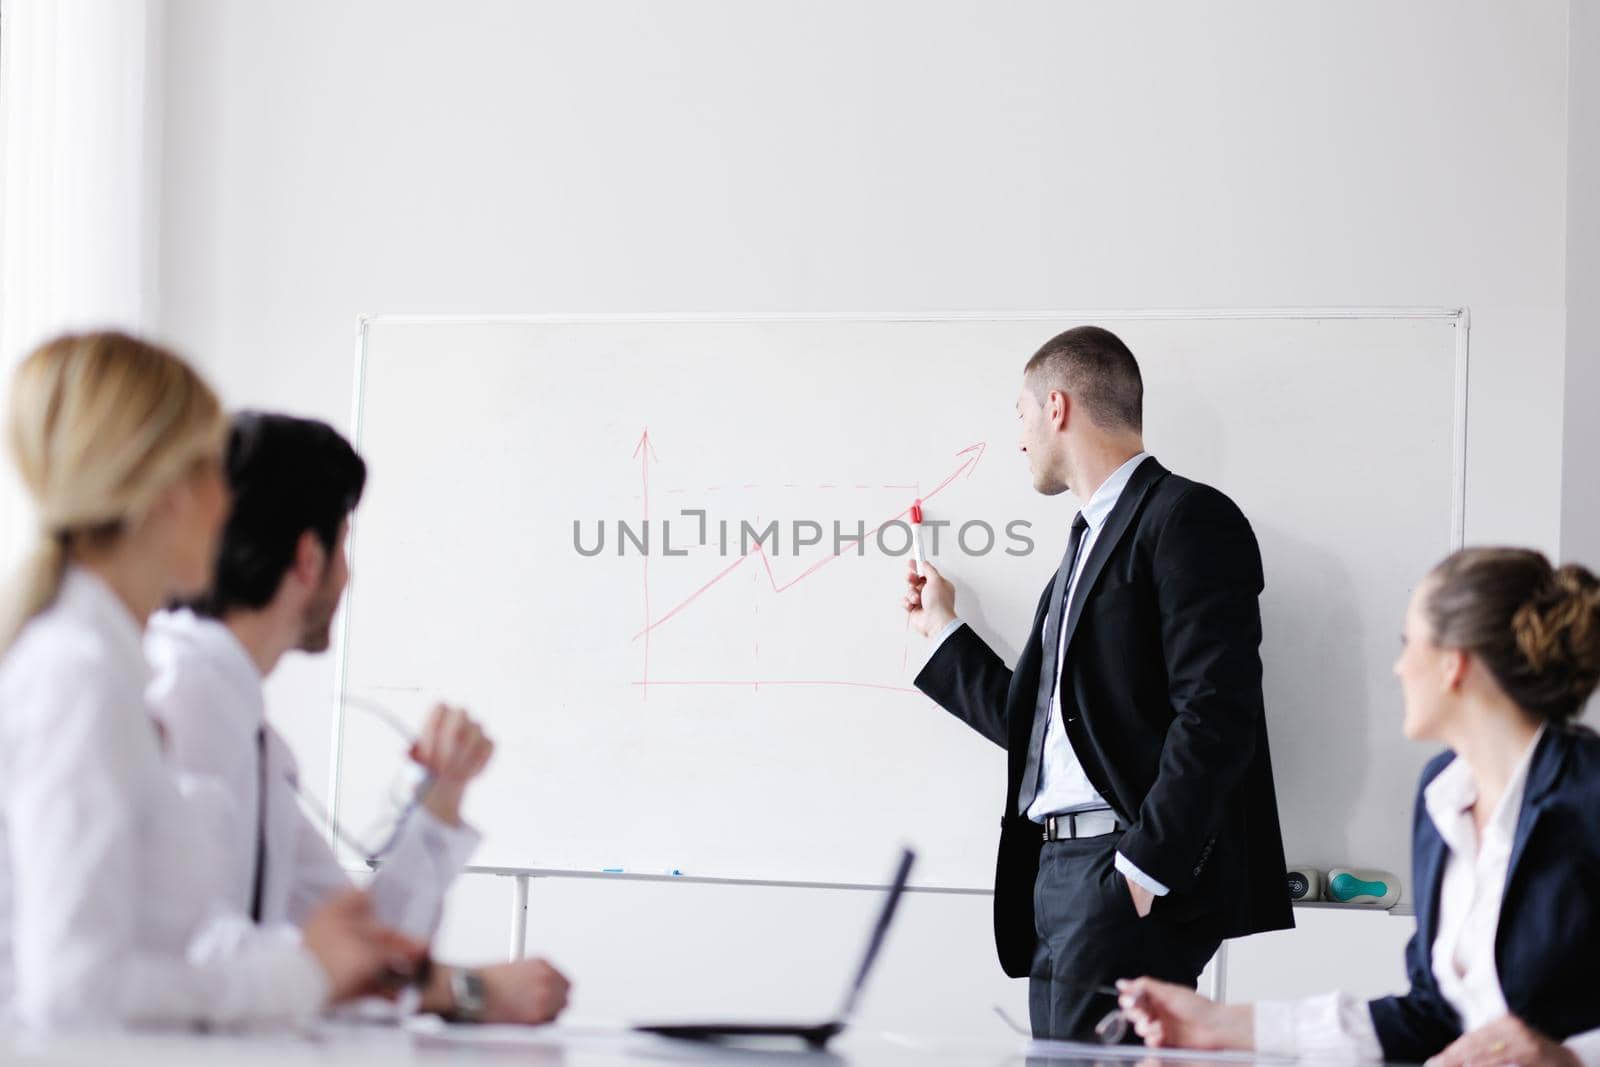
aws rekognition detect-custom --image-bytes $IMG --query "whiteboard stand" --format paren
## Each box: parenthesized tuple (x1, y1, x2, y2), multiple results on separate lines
(486, 865, 1407, 1007)
(510, 874, 530, 961)
(481, 864, 991, 963)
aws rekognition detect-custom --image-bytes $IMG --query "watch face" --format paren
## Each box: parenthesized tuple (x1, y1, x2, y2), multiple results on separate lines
(453, 969, 489, 1018)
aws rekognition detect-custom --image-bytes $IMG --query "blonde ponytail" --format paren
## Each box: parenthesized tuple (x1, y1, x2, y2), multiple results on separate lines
(0, 536, 68, 654)
(0, 332, 224, 655)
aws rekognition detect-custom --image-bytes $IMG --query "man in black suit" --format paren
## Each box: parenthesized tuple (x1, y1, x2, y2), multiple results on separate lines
(902, 326, 1293, 1041)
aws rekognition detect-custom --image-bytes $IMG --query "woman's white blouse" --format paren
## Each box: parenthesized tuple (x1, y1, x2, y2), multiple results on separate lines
(0, 568, 326, 1031)
(1252, 729, 1592, 1062)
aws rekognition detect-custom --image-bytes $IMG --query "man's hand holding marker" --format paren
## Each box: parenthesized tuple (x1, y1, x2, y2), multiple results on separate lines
(903, 499, 957, 638)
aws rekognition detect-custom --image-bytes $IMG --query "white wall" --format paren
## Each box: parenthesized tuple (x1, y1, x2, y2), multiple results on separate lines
(1564, 2, 1600, 563)
(1562, 0, 1599, 729)
(154, 0, 1571, 1035)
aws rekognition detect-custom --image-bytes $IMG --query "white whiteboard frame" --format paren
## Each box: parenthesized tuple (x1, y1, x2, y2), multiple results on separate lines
(329, 307, 1470, 909)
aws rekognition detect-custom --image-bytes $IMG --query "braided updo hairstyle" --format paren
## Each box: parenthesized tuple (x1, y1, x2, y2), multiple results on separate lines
(1424, 547, 1600, 724)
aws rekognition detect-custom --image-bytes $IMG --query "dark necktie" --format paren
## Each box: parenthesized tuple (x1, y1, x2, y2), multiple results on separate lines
(1017, 513, 1090, 815)
(250, 727, 267, 923)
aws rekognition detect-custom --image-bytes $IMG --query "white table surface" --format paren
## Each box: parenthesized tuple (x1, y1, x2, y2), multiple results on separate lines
(0, 1018, 1311, 1067)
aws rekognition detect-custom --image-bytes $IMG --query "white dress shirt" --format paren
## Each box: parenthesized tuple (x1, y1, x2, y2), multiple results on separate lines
(1254, 728, 1594, 1062)
(0, 568, 326, 1031)
(1570, 1029, 1600, 1067)
(145, 610, 479, 942)
(1026, 451, 1149, 826)
(930, 452, 1167, 895)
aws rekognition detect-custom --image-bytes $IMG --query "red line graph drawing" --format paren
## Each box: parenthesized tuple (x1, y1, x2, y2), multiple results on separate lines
(628, 433, 986, 696)
(633, 679, 921, 694)
(632, 440, 984, 642)
(662, 482, 921, 493)
(753, 514, 760, 694)
(901, 602, 914, 675)
(632, 429, 659, 698)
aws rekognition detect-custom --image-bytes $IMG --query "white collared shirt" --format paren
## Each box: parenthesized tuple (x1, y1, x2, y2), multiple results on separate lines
(929, 452, 1168, 895)
(1026, 451, 1150, 824)
(0, 568, 326, 1031)
(1423, 728, 1543, 1028)
(1254, 728, 1583, 1061)
(145, 610, 479, 941)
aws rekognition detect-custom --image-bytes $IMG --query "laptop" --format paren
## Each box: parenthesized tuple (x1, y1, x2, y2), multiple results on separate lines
(633, 848, 916, 1050)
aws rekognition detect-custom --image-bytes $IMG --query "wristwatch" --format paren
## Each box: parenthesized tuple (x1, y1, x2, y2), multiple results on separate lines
(448, 968, 488, 1022)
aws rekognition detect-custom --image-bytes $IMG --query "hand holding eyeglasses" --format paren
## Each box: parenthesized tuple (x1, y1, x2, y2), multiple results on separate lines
(994, 981, 1135, 1046)
(1116, 976, 1254, 1050)
(409, 703, 494, 828)
(295, 697, 496, 865)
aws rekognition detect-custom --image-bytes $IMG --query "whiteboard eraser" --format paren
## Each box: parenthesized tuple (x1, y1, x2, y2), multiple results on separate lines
(1286, 866, 1323, 902)
(1325, 868, 1401, 908)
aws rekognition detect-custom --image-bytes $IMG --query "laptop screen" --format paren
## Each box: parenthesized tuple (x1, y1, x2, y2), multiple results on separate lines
(835, 848, 916, 1021)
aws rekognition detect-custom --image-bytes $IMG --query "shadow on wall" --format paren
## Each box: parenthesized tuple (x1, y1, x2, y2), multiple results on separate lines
(958, 579, 1019, 667)
(1256, 523, 1373, 877)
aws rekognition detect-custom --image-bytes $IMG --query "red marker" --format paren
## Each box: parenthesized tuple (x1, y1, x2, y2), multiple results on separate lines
(910, 498, 926, 576)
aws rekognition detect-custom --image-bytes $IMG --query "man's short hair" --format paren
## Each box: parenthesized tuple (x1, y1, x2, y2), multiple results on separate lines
(190, 412, 367, 617)
(1023, 325, 1143, 433)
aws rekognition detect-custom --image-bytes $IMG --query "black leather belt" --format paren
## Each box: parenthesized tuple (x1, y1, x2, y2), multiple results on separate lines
(1041, 808, 1123, 842)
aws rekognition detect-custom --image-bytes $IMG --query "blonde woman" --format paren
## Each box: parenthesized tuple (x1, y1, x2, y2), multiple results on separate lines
(1118, 548, 1600, 1066)
(0, 332, 421, 1030)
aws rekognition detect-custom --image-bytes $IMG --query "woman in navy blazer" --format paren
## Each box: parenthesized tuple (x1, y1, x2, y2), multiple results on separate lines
(1116, 547, 1600, 1066)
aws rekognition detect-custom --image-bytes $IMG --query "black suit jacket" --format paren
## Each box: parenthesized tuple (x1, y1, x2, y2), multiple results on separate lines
(915, 457, 1294, 977)
(1369, 727, 1600, 1063)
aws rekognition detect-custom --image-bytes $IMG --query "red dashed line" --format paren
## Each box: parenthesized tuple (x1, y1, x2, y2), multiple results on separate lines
(633, 680, 923, 694)
(631, 449, 981, 642)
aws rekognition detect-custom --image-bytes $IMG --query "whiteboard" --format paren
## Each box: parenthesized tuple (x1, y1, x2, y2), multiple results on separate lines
(332, 311, 1465, 895)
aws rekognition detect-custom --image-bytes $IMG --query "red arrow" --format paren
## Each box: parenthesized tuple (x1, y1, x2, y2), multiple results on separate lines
(630, 442, 987, 642)
(632, 429, 659, 463)
(956, 441, 985, 477)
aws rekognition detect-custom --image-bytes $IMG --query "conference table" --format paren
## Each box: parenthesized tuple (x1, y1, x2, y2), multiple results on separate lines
(0, 1018, 1309, 1067)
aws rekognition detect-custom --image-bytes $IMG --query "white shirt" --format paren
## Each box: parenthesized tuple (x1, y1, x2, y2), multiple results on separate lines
(1424, 729, 1538, 1028)
(145, 610, 480, 942)
(0, 568, 326, 1031)
(1026, 451, 1150, 825)
(931, 452, 1167, 895)
(1253, 728, 1596, 1062)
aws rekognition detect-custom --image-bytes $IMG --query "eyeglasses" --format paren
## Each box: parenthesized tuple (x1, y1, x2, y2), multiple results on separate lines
(993, 982, 1132, 1045)
(289, 695, 434, 868)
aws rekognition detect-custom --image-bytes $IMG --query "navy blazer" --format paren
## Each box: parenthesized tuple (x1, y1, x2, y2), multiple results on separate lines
(1369, 726, 1600, 1063)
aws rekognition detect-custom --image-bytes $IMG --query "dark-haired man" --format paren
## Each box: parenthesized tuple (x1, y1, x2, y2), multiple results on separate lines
(902, 326, 1292, 1040)
(146, 412, 569, 1024)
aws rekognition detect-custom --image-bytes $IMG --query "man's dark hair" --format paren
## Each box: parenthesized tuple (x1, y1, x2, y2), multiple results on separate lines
(1023, 325, 1143, 433)
(191, 412, 367, 617)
